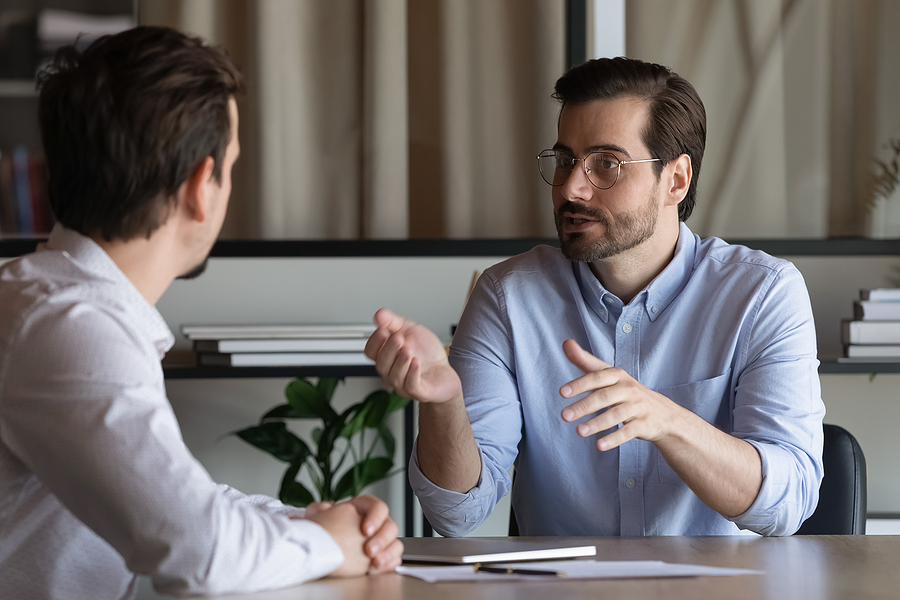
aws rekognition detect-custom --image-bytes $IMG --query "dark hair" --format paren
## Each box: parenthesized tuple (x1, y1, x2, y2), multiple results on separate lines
(37, 26, 244, 241)
(553, 57, 706, 221)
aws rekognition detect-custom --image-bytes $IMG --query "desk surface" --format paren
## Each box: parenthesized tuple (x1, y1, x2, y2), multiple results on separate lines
(213, 535, 900, 600)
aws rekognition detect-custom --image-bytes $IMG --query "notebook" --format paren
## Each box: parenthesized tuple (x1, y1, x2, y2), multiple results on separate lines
(400, 537, 597, 564)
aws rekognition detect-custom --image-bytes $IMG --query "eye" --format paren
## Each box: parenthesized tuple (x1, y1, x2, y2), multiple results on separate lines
(557, 154, 576, 169)
(597, 156, 618, 170)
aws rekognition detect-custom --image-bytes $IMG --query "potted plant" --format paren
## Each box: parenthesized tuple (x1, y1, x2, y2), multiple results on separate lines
(234, 377, 409, 506)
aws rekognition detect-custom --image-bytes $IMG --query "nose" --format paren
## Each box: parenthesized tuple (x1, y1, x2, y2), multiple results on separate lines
(559, 158, 594, 204)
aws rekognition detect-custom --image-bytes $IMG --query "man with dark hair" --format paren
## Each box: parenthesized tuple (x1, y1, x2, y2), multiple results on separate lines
(366, 57, 824, 538)
(0, 26, 402, 598)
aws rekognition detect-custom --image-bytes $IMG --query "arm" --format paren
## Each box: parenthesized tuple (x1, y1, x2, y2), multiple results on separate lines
(560, 340, 762, 517)
(0, 307, 396, 594)
(365, 308, 481, 492)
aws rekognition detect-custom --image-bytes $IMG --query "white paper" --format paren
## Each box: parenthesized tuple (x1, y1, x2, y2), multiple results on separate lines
(396, 560, 763, 583)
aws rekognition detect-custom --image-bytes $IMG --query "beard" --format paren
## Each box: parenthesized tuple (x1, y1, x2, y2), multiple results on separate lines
(554, 189, 659, 263)
(176, 256, 209, 280)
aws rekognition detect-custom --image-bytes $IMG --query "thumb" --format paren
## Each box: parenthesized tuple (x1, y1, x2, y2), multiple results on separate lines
(373, 308, 406, 333)
(562, 339, 611, 374)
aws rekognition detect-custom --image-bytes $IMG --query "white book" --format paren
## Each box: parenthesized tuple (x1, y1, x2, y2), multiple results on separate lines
(182, 323, 375, 340)
(198, 351, 372, 367)
(844, 344, 900, 358)
(859, 288, 900, 302)
(193, 338, 368, 353)
(853, 300, 900, 321)
(842, 320, 900, 345)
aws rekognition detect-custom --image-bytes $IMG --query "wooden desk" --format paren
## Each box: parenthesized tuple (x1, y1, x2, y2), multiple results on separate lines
(211, 535, 899, 599)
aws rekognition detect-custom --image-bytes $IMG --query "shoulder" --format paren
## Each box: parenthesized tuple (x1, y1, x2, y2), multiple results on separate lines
(696, 235, 798, 279)
(483, 244, 570, 281)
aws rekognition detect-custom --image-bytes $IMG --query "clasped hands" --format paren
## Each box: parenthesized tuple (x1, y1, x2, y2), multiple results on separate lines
(304, 496, 403, 577)
(366, 308, 682, 451)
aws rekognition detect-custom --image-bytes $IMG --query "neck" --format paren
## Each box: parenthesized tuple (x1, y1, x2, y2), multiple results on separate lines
(91, 229, 180, 306)
(589, 220, 681, 304)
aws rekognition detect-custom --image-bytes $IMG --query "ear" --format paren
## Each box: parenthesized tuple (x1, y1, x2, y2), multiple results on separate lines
(180, 156, 216, 223)
(665, 154, 692, 208)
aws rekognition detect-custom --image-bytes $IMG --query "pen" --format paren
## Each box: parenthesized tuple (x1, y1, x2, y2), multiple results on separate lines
(473, 564, 566, 577)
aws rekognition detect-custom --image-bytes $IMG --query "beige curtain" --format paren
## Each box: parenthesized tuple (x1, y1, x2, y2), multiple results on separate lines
(139, 0, 564, 240)
(626, 0, 900, 239)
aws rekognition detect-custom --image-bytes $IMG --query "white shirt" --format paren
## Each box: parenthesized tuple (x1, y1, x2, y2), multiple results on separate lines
(0, 226, 344, 599)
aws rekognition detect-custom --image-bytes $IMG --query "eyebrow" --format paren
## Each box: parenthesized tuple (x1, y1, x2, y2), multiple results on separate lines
(551, 142, 633, 158)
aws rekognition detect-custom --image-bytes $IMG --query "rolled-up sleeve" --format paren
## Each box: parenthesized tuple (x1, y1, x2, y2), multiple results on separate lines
(728, 264, 825, 535)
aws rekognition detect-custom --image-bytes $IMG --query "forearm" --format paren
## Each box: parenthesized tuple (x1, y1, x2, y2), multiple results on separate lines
(655, 407, 763, 518)
(416, 396, 482, 493)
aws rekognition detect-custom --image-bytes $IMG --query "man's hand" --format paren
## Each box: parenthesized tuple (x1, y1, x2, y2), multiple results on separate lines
(365, 308, 463, 404)
(559, 339, 684, 451)
(306, 496, 403, 577)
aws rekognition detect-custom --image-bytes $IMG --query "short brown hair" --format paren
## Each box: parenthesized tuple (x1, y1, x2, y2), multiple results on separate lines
(37, 26, 244, 241)
(553, 57, 706, 221)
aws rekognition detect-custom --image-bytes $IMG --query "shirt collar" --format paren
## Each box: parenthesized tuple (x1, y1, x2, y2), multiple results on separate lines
(574, 221, 698, 323)
(42, 224, 175, 356)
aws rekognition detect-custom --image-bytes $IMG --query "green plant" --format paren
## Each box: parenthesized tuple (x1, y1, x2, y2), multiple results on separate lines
(868, 137, 900, 211)
(234, 377, 409, 507)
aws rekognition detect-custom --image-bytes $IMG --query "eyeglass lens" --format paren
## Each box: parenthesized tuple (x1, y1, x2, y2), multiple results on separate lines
(538, 151, 619, 189)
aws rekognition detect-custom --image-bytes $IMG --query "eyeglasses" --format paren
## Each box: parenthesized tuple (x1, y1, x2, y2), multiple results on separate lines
(536, 149, 661, 190)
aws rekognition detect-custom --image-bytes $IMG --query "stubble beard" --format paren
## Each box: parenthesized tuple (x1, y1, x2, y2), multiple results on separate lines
(555, 190, 659, 263)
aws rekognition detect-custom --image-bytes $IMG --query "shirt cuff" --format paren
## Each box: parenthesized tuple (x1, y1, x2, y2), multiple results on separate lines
(728, 440, 800, 536)
(408, 438, 491, 536)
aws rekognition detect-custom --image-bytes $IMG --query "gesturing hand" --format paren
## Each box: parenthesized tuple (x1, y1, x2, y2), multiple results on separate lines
(364, 308, 463, 404)
(559, 339, 682, 451)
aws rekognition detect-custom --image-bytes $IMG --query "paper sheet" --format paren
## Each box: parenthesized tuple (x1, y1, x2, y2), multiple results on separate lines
(396, 560, 763, 583)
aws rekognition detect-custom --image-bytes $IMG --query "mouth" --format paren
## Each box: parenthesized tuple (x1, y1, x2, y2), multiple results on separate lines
(562, 211, 601, 233)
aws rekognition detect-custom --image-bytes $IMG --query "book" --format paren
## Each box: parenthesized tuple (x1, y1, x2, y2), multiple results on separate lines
(844, 344, 900, 358)
(182, 323, 376, 340)
(193, 337, 368, 353)
(842, 320, 900, 345)
(198, 351, 372, 367)
(859, 288, 900, 302)
(853, 300, 900, 321)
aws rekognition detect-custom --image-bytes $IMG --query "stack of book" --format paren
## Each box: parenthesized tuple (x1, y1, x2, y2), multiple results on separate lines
(841, 289, 900, 361)
(183, 324, 376, 367)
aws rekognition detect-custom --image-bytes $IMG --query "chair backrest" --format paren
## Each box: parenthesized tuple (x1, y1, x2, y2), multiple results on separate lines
(796, 423, 867, 535)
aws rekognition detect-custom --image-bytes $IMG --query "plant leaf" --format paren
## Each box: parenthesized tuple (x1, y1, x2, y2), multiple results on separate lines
(279, 461, 316, 507)
(340, 402, 372, 439)
(363, 390, 391, 428)
(285, 378, 339, 422)
(262, 403, 316, 420)
(333, 456, 394, 500)
(386, 390, 411, 414)
(311, 427, 323, 446)
(235, 422, 311, 463)
(377, 424, 395, 458)
(316, 377, 343, 402)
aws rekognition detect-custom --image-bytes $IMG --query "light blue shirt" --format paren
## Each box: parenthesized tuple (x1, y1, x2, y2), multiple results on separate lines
(410, 222, 824, 537)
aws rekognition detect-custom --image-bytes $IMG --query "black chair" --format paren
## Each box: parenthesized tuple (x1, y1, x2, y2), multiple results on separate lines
(509, 424, 867, 536)
(796, 423, 867, 535)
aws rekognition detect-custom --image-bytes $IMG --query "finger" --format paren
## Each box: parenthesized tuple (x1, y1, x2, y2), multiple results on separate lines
(561, 339, 611, 376)
(369, 538, 405, 573)
(595, 420, 640, 451)
(365, 516, 399, 558)
(573, 402, 631, 437)
(373, 308, 411, 334)
(385, 343, 415, 398)
(347, 496, 389, 537)
(364, 326, 392, 360)
(560, 367, 622, 402)
(373, 332, 408, 384)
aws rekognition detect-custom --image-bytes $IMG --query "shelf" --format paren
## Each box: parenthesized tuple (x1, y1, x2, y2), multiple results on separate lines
(162, 364, 378, 379)
(818, 360, 900, 374)
(0, 80, 38, 97)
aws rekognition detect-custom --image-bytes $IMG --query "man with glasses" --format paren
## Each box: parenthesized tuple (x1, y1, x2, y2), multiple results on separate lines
(366, 57, 824, 537)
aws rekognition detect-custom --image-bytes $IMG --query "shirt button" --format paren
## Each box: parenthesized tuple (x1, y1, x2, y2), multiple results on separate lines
(622, 323, 632, 333)
(625, 478, 636, 489)
(604, 296, 615, 304)
(651, 305, 659, 314)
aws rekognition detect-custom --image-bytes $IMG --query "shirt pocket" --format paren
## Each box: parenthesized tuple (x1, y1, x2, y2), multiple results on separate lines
(652, 369, 732, 485)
